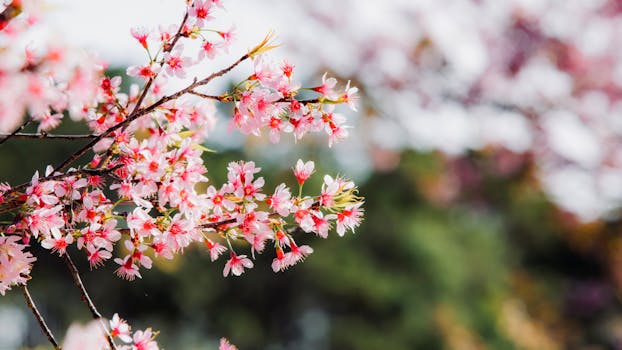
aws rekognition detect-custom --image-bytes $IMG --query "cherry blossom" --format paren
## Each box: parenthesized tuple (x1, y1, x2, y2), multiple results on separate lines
(293, 159, 315, 186)
(110, 313, 132, 343)
(0, 0, 364, 347)
(219, 338, 239, 350)
(223, 253, 254, 277)
(0, 236, 36, 296)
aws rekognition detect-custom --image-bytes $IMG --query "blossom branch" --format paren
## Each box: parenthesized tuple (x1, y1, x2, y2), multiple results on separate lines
(199, 217, 238, 229)
(276, 97, 320, 104)
(189, 91, 231, 102)
(63, 252, 117, 350)
(190, 90, 322, 105)
(8, 164, 122, 195)
(0, 132, 99, 140)
(162, 11, 189, 53)
(54, 52, 250, 173)
(20, 284, 61, 350)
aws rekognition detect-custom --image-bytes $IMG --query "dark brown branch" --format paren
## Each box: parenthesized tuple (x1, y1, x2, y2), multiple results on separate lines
(20, 284, 61, 350)
(189, 91, 231, 102)
(277, 98, 321, 104)
(63, 252, 117, 350)
(199, 217, 238, 229)
(0, 118, 31, 146)
(0, 132, 98, 140)
(190, 91, 322, 105)
(163, 11, 189, 53)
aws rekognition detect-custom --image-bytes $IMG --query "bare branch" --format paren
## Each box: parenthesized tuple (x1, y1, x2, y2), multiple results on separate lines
(20, 284, 61, 350)
(0, 132, 99, 140)
(63, 252, 118, 350)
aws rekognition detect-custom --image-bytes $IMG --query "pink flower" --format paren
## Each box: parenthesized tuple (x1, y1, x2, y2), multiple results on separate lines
(162, 44, 191, 78)
(340, 80, 359, 111)
(223, 253, 253, 277)
(34, 111, 63, 132)
(268, 115, 293, 143)
(189, 0, 214, 26)
(114, 256, 142, 281)
(151, 238, 175, 260)
(310, 212, 336, 238)
(312, 72, 338, 100)
(206, 185, 236, 213)
(127, 208, 161, 239)
(205, 239, 227, 261)
(26, 205, 65, 238)
(336, 203, 364, 236)
(219, 338, 238, 350)
(293, 201, 315, 232)
(251, 56, 282, 88)
(25, 170, 59, 207)
(271, 247, 289, 272)
(127, 62, 161, 80)
(124, 240, 153, 269)
(293, 159, 315, 185)
(288, 242, 313, 266)
(109, 313, 132, 343)
(218, 25, 236, 52)
(266, 183, 293, 216)
(132, 328, 159, 350)
(41, 228, 73, 256)
(0, 235, 36, 295)
(281, 60, 294, 79)
(321, 108, 350, 147)
(236, 176, 266, 201)
(130, 26, 150, 49)
(62, 320, 107, 350)
(227, 161, 261, 189)
(86, 246, 112, 269)
(198, 40, 218, 60)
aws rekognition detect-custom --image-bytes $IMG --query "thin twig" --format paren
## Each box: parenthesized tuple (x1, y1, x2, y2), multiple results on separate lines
(276, 97, 321, 104)
(163, 11, 189, 53)
(0, 118, 31, 146)
(199, 217, 238, 229)
(20, 284, 61, 350)
(8, 164, 122, 195)
(0, 132, 99, 140)
(63, 252, 118, 350)
(189, 91, 230, 102)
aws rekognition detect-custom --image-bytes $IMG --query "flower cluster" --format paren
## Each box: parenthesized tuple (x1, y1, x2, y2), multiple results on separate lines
(62, 313, 159, 350)
(0, 235, 35, 295)
(0, 0, 102, 133)
(62, 313, 239, 350)
(0, 0, 363, 348)
(0, 0, 362, 285)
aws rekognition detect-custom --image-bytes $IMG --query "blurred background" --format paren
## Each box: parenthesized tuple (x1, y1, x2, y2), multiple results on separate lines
(4, 0, 622, 349)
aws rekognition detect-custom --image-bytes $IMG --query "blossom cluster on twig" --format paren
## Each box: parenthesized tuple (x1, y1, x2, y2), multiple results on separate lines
(0, 0, 363, 348)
